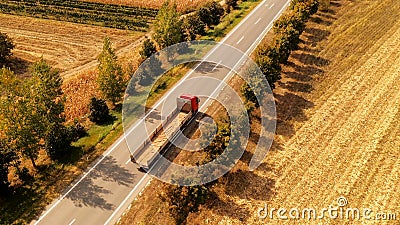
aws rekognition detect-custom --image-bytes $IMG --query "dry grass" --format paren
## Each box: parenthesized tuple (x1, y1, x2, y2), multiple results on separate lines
(62, 70, 100, 122)
(120, 0, 400, 224)
(80, 0, 205, 12)
(0, 13, 143, 76)
(192, 0, 400, 224)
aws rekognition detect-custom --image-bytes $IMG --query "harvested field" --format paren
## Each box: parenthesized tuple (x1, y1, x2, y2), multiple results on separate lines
(191, 0, 400, 224)
(0, 13, 143, 76)
(119, 0, 400, 224)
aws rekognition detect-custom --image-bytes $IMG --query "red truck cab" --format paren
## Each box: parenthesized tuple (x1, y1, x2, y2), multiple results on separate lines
(178, 94, 200, 113)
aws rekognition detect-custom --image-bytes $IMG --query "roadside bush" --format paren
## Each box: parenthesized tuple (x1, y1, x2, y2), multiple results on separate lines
(45, 124, 74, 161)
(69, 121, 87, 141)
(241, 82, 259, 107)
(198, 1, 225, 27)
(182, 13, 206, 41)
(225, 0, 239, 13)
(88, 97, 110, 124)
(45, 121, 86, 162)
(139, 38, 157, 60)
(161, 181, 208, 225)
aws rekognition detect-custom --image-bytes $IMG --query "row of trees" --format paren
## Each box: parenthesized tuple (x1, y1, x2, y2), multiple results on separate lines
(153, 0, 225, 48)
(143, 2, 241, 224)
(251, 0, 319, 92)
(161, 118, 232, 224)
(102, 0, 226, 112)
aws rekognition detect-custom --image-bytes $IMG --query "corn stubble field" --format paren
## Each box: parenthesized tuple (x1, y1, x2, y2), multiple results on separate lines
(119, 0, 400, 224)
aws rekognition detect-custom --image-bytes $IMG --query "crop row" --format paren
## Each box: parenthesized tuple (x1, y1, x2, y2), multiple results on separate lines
(0, 0, 158, 31)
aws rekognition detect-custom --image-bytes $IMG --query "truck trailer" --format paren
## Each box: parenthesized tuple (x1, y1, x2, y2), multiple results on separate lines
(131, 94, 200, 171)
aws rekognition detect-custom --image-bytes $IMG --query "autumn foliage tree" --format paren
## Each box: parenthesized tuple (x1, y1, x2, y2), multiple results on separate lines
(30, 59, 69, 161)
(198, 1, 224, 28)
(153, 1, 183, 49)
(97, 37, 125, 106)
(253, 0, 319, 87)
(182, 13, 206, 41)
(0, 59, 69, 167)
(161, 179, 208, 225)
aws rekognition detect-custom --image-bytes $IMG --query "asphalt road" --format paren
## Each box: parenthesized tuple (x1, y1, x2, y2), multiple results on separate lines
(31, 0, 290, 224)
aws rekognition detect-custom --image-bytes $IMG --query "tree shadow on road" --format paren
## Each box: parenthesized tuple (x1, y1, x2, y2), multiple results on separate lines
(66, 156, 135, 210)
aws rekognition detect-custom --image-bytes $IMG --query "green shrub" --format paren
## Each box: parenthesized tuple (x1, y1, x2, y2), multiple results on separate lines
(88, 97, 110, 124)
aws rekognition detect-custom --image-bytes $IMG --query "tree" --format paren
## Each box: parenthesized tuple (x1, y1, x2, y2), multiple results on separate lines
(97, 37, 125, 105)
(198, 1, 225, 28)
(225, 0, 238, 13)
(161, 181, 208, 225)
(255, 46, 282, 89)
(88, 97, 110, 124)
(290, 0, 319, 15)
(30, 59, 71, 161)
(273, 25, 302, 64)
(30, 58, 65, 126)
(139, 38, 157, 60)
(0, 32, 14, 63)
(153, 1, 183, 49)
(0, 67, 41, 168)
(0, 60, 69, 167)
(274, 12, 306, 34)
(241, 83, 259, 108)
(182, 13, 206, 41)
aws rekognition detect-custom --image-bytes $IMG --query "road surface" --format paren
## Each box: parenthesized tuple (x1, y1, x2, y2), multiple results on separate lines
(31, 0, 290, 224)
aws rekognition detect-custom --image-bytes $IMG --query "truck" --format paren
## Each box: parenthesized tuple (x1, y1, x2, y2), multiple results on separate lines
(131, 94, 200, 171)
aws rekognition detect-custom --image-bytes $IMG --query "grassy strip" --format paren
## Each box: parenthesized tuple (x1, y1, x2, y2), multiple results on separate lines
(202, 0, 261, 41)
(0, 1, 265, 223)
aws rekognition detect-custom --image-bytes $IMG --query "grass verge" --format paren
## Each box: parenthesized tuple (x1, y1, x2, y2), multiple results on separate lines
(202, 0, 261, 41)
(0, 1, 267, 223)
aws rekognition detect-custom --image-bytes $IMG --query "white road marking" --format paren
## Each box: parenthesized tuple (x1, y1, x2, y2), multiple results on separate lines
(34, 0, 291, 224)
(236, 36, 244, 45)
(125, 158, 131, 165)
(265, 3, 269, 7)
(255, 17, 262, 24)
(103, 173, 150, 225)
(212, 60, 222, 71)
(269, 3, 275, 9)
(68, 219, 76, 225)
(103, 1, 291, 225)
